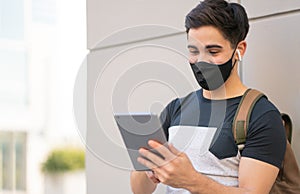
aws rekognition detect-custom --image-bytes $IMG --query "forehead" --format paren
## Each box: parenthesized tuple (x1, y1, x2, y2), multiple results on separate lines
(187, 26, 231, 49)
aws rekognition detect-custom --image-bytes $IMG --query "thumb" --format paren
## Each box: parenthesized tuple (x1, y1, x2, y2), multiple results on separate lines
(145, 171, 154, 178)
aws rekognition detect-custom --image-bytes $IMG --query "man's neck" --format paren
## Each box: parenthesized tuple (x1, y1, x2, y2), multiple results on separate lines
(202, 74, 247, 100)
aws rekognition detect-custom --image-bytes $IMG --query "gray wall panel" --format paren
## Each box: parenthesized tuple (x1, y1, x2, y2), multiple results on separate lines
(243, 12, 300, 164)
(87, 33, 199, 193)
(87, 0, 199, 49)
(87, 1, 300, 193)
(241, 0, 300, 19)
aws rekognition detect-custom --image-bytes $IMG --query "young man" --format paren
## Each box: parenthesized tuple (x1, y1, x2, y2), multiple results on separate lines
(131, 0, 286, 193)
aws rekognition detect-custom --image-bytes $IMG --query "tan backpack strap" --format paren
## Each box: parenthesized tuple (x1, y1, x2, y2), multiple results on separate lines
(232, 89, 265, 148)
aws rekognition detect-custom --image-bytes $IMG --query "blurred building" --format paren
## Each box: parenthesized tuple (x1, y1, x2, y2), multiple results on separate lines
(0, 0, 86, 193)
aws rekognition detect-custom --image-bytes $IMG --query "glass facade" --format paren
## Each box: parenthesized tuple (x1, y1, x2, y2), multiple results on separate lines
(0, 0, 27, 109)
(0, 49, 28, 108)
(0, 132, 26, 191)
(0, 0, 24, 40)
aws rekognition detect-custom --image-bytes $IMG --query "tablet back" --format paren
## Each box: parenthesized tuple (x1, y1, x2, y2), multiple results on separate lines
(114, 113, 167, 171)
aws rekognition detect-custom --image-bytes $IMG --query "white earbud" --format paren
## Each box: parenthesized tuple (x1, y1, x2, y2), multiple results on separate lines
(237, 50, 242, 61)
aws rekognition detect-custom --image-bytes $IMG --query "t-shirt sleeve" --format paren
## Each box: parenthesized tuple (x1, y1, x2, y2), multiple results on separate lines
(159, 98, 179, 140)
(241, 110, 286, 168)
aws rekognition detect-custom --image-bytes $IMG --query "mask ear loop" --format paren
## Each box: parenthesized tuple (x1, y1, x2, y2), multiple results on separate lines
(230, 48, 240, 70)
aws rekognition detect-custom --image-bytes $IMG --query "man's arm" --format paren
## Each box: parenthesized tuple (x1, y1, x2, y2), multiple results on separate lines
(138, 141, 279, 194)
(130, 171, 158, 194)
(185, 157, 279, 194)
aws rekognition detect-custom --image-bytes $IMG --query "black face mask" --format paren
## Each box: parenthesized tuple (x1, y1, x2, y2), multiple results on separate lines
(190, 51, 237, 91)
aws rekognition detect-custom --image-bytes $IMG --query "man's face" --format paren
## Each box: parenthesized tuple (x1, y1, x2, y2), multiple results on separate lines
(187, 26, 234, 65)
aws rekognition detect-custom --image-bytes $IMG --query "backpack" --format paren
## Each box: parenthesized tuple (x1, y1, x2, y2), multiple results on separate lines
(232, 88, 300, 194)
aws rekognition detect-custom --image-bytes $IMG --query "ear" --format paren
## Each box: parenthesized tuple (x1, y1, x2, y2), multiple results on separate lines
(236, 41, 247, 61)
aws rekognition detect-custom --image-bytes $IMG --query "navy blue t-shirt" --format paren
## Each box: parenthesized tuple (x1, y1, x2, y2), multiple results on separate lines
(159, 89, 286, 168)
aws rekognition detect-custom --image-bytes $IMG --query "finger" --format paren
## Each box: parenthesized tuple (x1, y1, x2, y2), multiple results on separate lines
(137, 156, 157, 170)
(139, 148, 165, 166)
(168, 143, 181, 155)
(145, 171, 160, 183)
(150, 177, 160, 184)
(148, 140, 174, 160)
(137, 157, 166, 179)
(145, 170, 154, 178)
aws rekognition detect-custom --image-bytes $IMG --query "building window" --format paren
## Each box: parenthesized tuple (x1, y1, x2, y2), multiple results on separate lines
(32, 0, 57, 24)
(0, 0, 24, 40)
(0, 131, 27, 192)
(0, 49, 28, 109)
(0, 0, 28, 110)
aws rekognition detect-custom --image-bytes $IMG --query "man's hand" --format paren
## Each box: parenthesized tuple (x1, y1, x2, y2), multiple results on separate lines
(137, 140, 279, 194)
(137, 140, 199, 189)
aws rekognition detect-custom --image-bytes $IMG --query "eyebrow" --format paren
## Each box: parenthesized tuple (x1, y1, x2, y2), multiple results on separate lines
(187, 45, 198, 50)
(187, 44, 223, 50)
(206, 44, 223, 49)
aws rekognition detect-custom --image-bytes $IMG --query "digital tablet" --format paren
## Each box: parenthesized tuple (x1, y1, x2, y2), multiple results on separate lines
(114, 113, 168, 171)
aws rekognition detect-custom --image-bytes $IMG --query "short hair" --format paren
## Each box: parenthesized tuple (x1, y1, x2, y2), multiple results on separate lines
(185, 0, 249, 48)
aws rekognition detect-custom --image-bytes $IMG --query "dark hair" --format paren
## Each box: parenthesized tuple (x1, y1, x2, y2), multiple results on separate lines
(185, 0, 249, 48)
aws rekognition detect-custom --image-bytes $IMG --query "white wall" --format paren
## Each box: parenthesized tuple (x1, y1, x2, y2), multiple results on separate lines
(241, 0, 300, 164)
(86, 0, 200, 49)
(86, 1, 200, 193)
(86, 29, 199, 194)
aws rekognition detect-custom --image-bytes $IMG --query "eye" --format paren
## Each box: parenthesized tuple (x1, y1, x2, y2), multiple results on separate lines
(209, 50, 219, 56)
